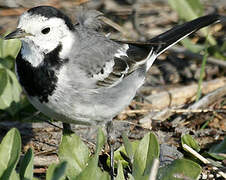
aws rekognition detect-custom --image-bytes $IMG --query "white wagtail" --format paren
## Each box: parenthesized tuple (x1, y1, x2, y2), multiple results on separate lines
(4, 6, 222, 177)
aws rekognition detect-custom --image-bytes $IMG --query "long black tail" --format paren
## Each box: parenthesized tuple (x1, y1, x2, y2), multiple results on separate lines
(148, 14, 221, 56)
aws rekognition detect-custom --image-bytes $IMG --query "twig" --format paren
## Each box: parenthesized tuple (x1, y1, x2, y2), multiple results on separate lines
(189, 84, 226, 110)
(171, 84, 226, 126)
(182, 144, 226, 179)
(171, 84, 226, 125)
(177, 85, 226, 126)
(123, 108, 225, 115)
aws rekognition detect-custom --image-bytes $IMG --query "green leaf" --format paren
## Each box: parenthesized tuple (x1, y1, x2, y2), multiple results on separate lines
(0, 35, 21, 59)
(7, 69, 22, 103)
(19, 148, 34, 180)
(157, 158, 202, 180)
(209, 137, 226, 153)
(9, 170, 20, 180)
(76, 156, 110, 180)
(168, 0, 216, 45)
(132, 132, 160, 179)
(0, 35, 22, 114)
(115, 161, 125, 180)
(58, 131, 89, 178)
(6, 69, 22, 115)
(76, 128, 109, 180)
(208, 137, 226, 160)
(207, 153, 226, 161)
(0, 57, 14, 70)
(46, 161, 67, 180)
(0, 67, 22, 113)
(168, 0, 203, 20)
(0, 68, 7, 94)
(122, 133, 133, 160)
(181, 134, 200, 152)
(143, 133, 160, 176)
(0, 128, 21, 180)
(0, 68, 11, 109)
(107, 140, 139, 168)
(46, 164, 56, 180)
(95, 128, 106, 156)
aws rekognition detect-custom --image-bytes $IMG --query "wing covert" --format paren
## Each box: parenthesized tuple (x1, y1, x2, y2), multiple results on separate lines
(92, 43, 152, 88)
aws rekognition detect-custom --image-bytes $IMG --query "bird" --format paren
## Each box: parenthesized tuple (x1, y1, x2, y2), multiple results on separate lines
(4, 5, 222, 178)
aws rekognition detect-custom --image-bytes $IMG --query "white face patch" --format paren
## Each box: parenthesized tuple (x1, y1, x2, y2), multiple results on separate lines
(21, 40, 44, 67)
(18, 12, 75, 67)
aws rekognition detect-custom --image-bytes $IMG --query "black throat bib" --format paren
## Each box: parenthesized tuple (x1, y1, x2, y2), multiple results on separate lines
(16, 44, 68, 103)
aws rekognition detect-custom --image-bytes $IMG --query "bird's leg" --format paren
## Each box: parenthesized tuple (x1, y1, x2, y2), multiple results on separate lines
(62, 122, 73, 134)
(106, 121, 116, 180)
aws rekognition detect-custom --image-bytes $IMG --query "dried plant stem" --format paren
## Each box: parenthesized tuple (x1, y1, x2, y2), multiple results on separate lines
(182, 144, 226, 179)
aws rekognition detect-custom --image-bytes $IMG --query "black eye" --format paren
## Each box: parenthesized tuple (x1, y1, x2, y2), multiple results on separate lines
(41, 27, 50, 34)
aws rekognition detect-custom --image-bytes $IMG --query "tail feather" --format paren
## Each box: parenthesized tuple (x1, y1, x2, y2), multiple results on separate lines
(148, 14, 221, 56)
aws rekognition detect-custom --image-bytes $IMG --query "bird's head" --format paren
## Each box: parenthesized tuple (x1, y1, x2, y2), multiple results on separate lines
(5, 6, 75, 57)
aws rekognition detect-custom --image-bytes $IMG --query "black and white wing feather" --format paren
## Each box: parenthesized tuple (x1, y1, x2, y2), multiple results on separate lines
(92, 43, 152, 88)
(76, 13, 221, 89)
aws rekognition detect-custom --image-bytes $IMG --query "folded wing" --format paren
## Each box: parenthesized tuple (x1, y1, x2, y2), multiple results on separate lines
(86, 14, 222, 88)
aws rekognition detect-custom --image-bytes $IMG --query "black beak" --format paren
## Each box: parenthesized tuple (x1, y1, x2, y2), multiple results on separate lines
(4, 28, 33, 40)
